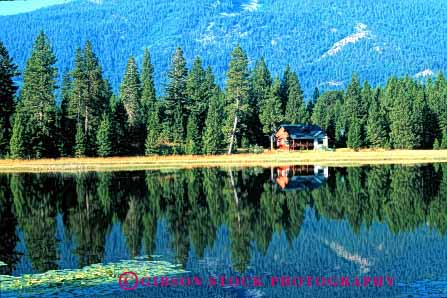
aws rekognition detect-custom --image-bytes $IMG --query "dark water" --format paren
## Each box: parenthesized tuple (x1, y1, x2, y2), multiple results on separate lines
(0, 164, 447, 297)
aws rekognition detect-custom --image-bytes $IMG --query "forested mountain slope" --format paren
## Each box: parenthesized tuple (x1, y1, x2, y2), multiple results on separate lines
(1, 0, 447, 96)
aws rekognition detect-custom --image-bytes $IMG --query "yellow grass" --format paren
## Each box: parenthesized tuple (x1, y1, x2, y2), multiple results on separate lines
(1, 149, 447, 173)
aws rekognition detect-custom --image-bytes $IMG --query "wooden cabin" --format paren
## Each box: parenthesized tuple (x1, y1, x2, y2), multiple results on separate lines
(274, 165, 329, 191)
(275, 124, 329, 151)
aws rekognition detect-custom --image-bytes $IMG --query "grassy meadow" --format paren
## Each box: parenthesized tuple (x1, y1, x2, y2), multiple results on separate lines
(1, 149, 447, 173)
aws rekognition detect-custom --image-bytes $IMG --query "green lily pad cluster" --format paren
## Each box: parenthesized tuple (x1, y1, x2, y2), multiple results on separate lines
(0, 259, 187, 297)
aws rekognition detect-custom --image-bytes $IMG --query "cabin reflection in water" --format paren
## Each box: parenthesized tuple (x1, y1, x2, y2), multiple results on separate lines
(274, 165, 329, 191)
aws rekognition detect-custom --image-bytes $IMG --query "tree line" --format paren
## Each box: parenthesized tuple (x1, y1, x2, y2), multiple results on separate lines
(1, 31, 447, 158)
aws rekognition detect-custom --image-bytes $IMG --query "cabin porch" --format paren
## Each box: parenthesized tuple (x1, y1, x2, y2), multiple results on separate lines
(288, 138, 315, 151)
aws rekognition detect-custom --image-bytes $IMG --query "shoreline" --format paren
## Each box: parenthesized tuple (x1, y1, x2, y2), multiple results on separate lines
(1, 149, 447, 173)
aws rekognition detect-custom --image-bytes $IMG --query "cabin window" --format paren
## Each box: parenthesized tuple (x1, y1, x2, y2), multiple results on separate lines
(318, 139, 324, 145)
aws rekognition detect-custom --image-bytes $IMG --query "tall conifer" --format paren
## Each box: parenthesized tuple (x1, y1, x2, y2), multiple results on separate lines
(58, 71, 74, 156)
(145, 106, 161, 155)
(74, 123, 86, 157)
(185, 113, 200, 154)
(68, 42, 110, 156)
(96, 113, 112, 157)
(120, 56, 144, 154)
(141, 49, 156, 122)
(172, 105, 184, 154)
(260, 78, 283, 150)
(366, 89, 388, 148)
(120, 56, 142, 127)
(284, 69, 307, 124)
(203, 93, 223, 155)
(0, 41, 19, 157)
(110, 95, 127, 155)
(224, 45, 250, 153)
(345, 74, 366, 148)
(165, 47, 188, 142)
(389, 79, 416, 149)
(347, 116, 362, 150)
(249, 57, 271, 144)
(10, 31, 58, 158)
(9, 104, 26, 158)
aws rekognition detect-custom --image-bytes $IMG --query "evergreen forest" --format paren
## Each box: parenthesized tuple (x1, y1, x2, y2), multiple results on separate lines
(1, 32, 447, 159)
(1, 0, 447, 97)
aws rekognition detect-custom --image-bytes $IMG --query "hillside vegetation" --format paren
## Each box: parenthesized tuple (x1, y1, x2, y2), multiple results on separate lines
(2, 34, 447, 160)
(1, 0, 447, 96)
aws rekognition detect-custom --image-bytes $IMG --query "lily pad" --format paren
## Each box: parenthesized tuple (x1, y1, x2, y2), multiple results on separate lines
(0, 259, 187, 297)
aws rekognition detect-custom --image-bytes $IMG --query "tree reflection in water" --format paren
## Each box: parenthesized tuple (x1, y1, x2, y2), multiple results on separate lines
(0, 164, 446, 276)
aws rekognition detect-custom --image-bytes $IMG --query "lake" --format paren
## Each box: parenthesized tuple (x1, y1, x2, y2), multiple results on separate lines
(0, 164, 446, 297)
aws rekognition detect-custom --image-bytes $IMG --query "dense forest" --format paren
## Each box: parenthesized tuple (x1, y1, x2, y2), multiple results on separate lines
(1, 32, 447, 158)
(1, 165, 446, 276)
(1, 0, 447, 97)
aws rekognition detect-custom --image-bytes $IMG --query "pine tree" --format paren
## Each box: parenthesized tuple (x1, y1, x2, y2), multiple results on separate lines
(68, 48, 87, 124)
(120, 56, 142, 127)
(120, 56, 144, 154)
(202, 93, 223, 155)
(260, 78, 283, 150)
(366, 89, 388, 148)
(284, 69, 307, 124)
(306, 87, 320, 122)
(249, 57, 271, 144)
(10, 31, 58, 158)
(185, 113, 200, 154)
(186, 57, 206, 115)
(334, 99, 346, 147)
(74, 123, 86, 157)
(145, 106, 160, 155)
(347, 116, 362, 150)
(433, 138, 440, 150)
(381, 76, 399, 134)
(140, 49, 156, 122)
(424, 103, 439, 149)
(427, 73, 447, 146)
(389, 78, 416, 149)
(311, 91, 343, 141)
(361, 81, 373, 117)
(83, 41, 110, 155)
(411, 85, 429, 149)
(0, 40, 19, 157)
(279, 65, 291, 111)
(172, 105, 184, 154)
(251, 57, 272, 108)
(96, 114, 112, 157)
(165, 47, 188, 141)
(344, 74, 366, 148)
(110, 95, 127, 155)
(68, 42, 110, 156)
(58, 71, 75, 156)
(9, 105, 26, 159)
(223, 45, 250, 154)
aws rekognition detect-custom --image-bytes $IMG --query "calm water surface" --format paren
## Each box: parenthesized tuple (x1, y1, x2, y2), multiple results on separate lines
(0, 164, 446, 297)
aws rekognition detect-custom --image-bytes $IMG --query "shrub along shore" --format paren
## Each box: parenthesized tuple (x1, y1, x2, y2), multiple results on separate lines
(1, 150, 447, 173)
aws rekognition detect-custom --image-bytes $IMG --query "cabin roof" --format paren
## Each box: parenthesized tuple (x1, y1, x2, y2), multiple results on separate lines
(278, 124, 327, 140)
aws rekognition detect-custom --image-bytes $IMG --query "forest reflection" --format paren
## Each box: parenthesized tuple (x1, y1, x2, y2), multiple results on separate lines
(0, 164, 446, 276)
